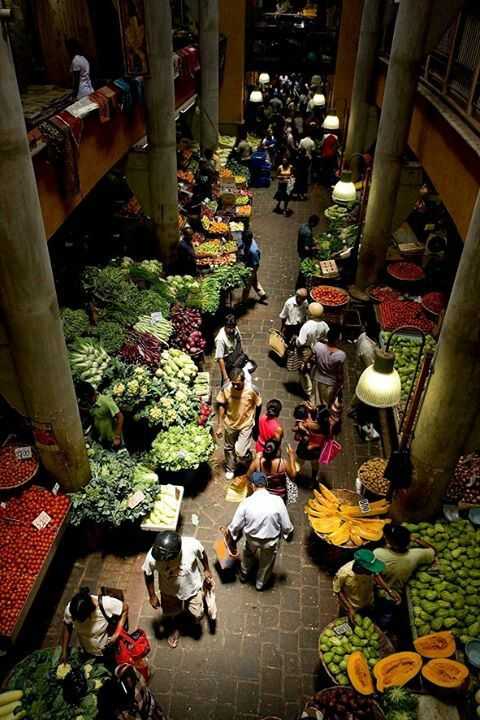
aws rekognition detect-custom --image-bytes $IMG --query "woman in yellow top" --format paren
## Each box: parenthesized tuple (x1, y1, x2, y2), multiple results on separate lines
(273, 157, 295, 216)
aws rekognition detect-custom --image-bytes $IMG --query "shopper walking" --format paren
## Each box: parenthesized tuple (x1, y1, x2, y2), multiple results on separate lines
(296, 303, 329, 400)
(240, 231, 268, 305)
(299, 132, 315, 160)
(143, 531, 213, 649)
(273, 157, 294, 215)
(226, 471, 294, 590)
(297, 214, 319, 259)
(256, 399, 284, 454)
(293, 147, 310, 200)
(313, 325, 346, 407)
(216, 367, 262, 480)
(214, 314, 244, 386)
(279, 288, 308, 344)
(248, 439, 297, 503)
(293, 402, 330, 485)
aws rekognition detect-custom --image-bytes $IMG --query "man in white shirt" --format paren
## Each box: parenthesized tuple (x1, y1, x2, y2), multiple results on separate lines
(143, 531, 213, 648)
(296, 302, 329, 400)
(299, 133, 315, 159)
(227, 472, 294, 591)
(215, 314, 243, 385)
(279, 288, 308, 343)
(62, 588, 128, 659)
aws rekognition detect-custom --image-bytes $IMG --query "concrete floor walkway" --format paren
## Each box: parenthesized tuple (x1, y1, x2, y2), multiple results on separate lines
(39, 183, 382, 720)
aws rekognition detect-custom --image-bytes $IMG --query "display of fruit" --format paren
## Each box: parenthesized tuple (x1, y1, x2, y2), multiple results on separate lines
(373, 652, 422, 692)
(413, 631, 456, 658)
(380, 332, 437, 412)
(0, 486, 70, 636)
(325, 204, 349, 221)
(319, 616, 382, 686)
(195, 239, 237, 258)
(236, 205, 252, 217)
(141, 485, 181, 529)
(369, 286, 401, 303)
(69, 338, 111, 388)
(378, 301, 433, 333)
(234, 194, 250, 206)
(445, 452, 480, 504)
(358, 458, 389, 496)
(305, 485, 391, 546)
(0, 445, 38, 489)
(198, 401, 212, 427)
(387, 261, 425, 281)
(309, 686, 381, 720)
(421, 658, 469, 690)
(347, 651, 374, 695)
(310, 285, 349, 307)
(201, 217, 230, 234)
(405, 518, 480, 643)
(422, 291, 447, 316)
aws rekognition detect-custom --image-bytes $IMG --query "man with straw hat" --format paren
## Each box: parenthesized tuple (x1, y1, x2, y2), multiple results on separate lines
(295, 302, 329, 400)
(333, 548, 400, 622)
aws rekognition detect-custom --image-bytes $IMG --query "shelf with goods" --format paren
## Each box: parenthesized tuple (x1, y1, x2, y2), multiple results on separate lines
(0, 485, 70, 648)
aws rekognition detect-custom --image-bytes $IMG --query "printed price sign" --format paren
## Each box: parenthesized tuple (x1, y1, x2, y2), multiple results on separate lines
(32, 511, 52, 530)
(151, 312, 164, 323)
(334, 622, 352, 636)
(358, 498, 370, 514)
(15, 446, 33, 460)
(127, 490, 146, 509)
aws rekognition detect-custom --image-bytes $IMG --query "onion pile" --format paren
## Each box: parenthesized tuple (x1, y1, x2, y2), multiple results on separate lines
(171, 304, 206, 357)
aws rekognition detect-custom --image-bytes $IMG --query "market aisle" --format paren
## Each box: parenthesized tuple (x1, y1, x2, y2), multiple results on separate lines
(40, 183, 382, 720)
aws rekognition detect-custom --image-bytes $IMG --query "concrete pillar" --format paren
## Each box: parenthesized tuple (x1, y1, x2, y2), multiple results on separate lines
(144, 0, 179, 263)
(199, 0, 219, 151)
(343, 0, 382, 180)
(0, 26, 89, 490)
(355, 0, 434, 290)
(393, 192, 480, 521)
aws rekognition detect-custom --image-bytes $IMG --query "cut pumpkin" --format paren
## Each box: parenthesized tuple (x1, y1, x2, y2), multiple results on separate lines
(319, 483, 338, 504)
(373, 652, 422, 692)
(421, 658, 469, 689)
(328, 522, 352, 546)
(310, 516, 343, 534)
(414, 631, 456, 659)
(347, 651, 374, 695)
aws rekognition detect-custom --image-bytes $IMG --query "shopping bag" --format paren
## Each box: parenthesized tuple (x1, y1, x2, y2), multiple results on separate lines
(114, 628, 151, 680)
(319, 438, 342, 464)
(204, 587, 217, 621)
(286, 176, 295, 196)
(268, 329, 287, 359)
(213, 527, 240, 571)
(286, 346, 302, 371)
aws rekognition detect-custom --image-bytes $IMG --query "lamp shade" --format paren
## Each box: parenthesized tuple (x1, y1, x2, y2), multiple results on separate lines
(355, 349, 401, 408)
(258, 73, 270, 85)
(313, 92, 326, 107)
(332, 170, 357, 204)
(322, 112, 340, 130)
(311, 74, 322, 87)
(249, 89, 263, 103)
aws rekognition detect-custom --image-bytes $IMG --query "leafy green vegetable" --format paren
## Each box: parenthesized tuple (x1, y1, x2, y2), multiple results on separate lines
(92, 320, 126, 354)
(148, 423, 214, 471)
(62, 308, 91, 345)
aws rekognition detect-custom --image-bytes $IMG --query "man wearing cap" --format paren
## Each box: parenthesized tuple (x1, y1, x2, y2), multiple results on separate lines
(279, 288, 309, 344)
(143, 531, 213, 648)
(226, 471, 294, 591)
(333, 548, 400, 622)
(296, 302, 329, 400)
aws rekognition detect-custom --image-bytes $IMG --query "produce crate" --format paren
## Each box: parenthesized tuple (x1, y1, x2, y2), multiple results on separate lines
(140, 484, 184, 532)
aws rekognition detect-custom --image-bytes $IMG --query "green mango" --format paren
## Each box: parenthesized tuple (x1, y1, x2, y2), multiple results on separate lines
(443, 617, 458, 629)
(354, 626, 365, 639)
(337, 674, 349, 686)
(323, 652, 334, 663)
(431, 618, 443, 631)
(329, 663, 340, 675)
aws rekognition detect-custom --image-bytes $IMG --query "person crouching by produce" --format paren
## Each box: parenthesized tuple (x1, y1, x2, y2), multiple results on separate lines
(143, 531, 213, 650)
(214, 314, 243, 386)
(296, 303, 329, 400)
(216, 367, 262, 481)
(225, 471, 294, 590)
(333, 549, 400, 623)
(77, 381, 124, 449)
(62, 587, 128, 662)
(97, 664, 167, 720)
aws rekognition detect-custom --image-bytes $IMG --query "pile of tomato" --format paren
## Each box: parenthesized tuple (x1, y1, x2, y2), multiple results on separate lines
(0, 486, 70, 636)
(422, 291, 446, 316)
(378, 300, 433, 333)
(310, 285, 349, 307)
(0, 445, 38, 489)
(387, 261, 425, 281)
(369, 285, 401, 303)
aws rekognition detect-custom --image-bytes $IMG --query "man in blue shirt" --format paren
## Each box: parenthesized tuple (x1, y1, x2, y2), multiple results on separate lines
(241, 231, 268, 305)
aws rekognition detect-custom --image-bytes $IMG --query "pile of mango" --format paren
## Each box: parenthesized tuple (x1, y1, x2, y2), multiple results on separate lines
(319, 616, 381, 686)
(380, 332, 436, 411)
(406, 519, 480, 643)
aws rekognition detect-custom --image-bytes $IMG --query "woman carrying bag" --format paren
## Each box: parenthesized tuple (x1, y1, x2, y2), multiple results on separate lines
(273, 157, 295, 215)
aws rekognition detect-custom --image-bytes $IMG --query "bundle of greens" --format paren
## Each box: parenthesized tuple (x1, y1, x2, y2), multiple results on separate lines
(148, 423, 214, 472)
(92, 320, 126, 354)
(69, 339, 111, 388)
(210, 264, 252, 291)
(382, 687, 418, 720)
(7, 646, 109, 720)
(300, 258, 322, 278)
(70, 444, 158, 526)
(61, 308, 91, 345)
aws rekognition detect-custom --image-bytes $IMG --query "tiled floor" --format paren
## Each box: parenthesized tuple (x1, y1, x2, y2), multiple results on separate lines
(21, 183, 382, 719)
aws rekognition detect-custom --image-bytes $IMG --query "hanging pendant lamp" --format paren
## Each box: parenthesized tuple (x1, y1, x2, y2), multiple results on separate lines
(332, 170, 357, 204)
(355, 349, 401, 408)
(249, 89, 263, 103)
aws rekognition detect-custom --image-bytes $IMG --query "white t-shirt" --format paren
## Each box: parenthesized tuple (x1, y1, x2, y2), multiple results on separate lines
(71, 54, 94, 99)
(228, 488, 294, 542)
(142, 537, 205, 601)
(279, 296, 308, 326)
(299, 136, 315, 158)
(64, 595, 123, 656)
(297, 319, 330, 350)
(214, 327, 242, 360)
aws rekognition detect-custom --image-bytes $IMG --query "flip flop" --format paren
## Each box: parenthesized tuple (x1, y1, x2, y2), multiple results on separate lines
(167, 629, 180, 649)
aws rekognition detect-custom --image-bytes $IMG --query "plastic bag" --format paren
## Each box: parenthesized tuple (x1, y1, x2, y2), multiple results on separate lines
(356, 331, 377, 367)
(204, 588, 217, 621)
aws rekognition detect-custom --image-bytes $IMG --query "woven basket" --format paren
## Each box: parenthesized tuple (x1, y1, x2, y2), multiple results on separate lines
(310, 488, 361, 549)
(318, 616, 395, 687)
(307, 687, 386, 719)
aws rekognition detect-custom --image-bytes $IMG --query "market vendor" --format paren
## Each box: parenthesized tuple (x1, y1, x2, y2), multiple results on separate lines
(143, 531, 213, 650)
(297, 214, 319, 259)
(279, 288, 308, 344)
(216, 367, 262, 481)
(333, 548, 400, 622)
(177, 226, 197, 276)
(77, 382, 124, 449)
(373, 524, 435, 592)
(62, 588, 128, 661)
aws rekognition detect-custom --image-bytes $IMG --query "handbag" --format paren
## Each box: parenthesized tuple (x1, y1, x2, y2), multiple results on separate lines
(98, 588, 126, 636)
(114, 627, 151, 681)
(268, 329, 287, 359)
(286, 175, 295, 195)
(286, 346, 303, 372)
(319, 438, 342, 464)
